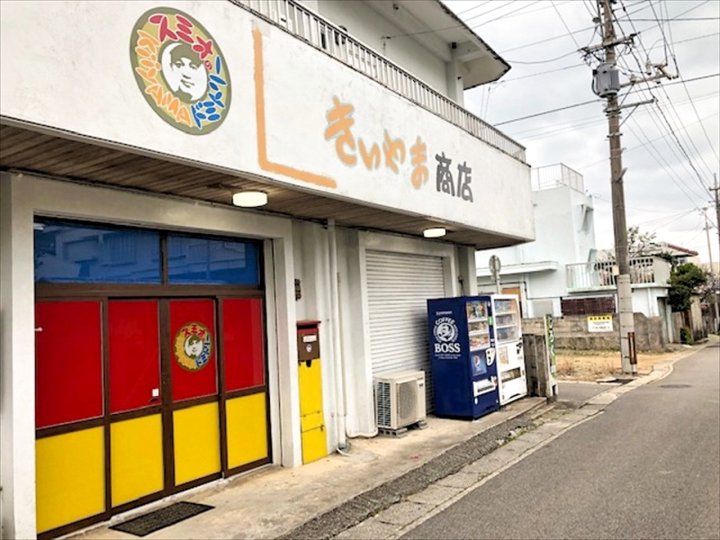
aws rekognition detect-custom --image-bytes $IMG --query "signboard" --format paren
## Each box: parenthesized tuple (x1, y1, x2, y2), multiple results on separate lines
(544, 314, 556, 377)
(587, 315, 614, 333)
(0, 1, 533, 241)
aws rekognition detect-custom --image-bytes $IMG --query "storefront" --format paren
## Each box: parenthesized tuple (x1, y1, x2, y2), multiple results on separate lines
(1, 2, 532, 538)
(33, 219, 268, 536)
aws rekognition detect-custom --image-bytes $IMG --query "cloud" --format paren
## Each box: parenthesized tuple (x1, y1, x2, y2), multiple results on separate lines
(446, 0, 720, 262)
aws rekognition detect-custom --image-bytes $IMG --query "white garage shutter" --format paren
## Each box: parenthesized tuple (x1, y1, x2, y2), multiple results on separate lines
(366, 250, 446, 410)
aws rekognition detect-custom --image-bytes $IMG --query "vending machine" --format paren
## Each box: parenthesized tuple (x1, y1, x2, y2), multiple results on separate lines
(427, 296, 500, 419)
(490, 295, 528, 405)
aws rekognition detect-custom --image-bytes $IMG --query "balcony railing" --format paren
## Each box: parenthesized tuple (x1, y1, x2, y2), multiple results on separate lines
(233, 0, 526, 163)
(566, 257, 671, 291)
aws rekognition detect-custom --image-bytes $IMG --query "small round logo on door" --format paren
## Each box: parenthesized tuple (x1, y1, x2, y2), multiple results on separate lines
(174, 322, 212, 371)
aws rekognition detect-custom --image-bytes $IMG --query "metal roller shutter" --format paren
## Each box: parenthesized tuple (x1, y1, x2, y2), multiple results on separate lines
(366, 250, 446, 411)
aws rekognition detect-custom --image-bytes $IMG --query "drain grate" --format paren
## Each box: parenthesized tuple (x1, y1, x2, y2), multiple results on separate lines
(110, 501, 213, 537)
(659, 384, 692, 389)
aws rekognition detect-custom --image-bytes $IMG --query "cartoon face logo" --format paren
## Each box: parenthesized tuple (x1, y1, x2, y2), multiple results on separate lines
(433, 317, 458, 343)
(174, 322, 213, 371)
(130, 8, 231, 134)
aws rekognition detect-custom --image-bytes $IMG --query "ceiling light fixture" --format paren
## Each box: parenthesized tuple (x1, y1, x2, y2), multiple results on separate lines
(232, 190, 268, 208)
(423, 227, 446, 238)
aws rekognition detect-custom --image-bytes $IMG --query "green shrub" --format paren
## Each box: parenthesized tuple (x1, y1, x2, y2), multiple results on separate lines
(679, 327, 694, 345)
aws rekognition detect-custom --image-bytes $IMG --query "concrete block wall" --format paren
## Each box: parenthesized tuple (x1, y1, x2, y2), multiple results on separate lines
(522, 313, 666, 352)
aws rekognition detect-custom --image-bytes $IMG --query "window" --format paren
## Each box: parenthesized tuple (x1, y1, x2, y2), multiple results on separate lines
(34, 220, 161, 283)
(168, 234, 260, 286)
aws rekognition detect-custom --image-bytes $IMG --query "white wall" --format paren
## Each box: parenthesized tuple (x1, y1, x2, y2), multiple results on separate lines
(476, 182, 596, 314)
(631, 286, 667, 318)
(477, 184, 595, 269)
(0, 176, 38, 540)
(1, 1, 532, 242)
(313, 1, 449, 95)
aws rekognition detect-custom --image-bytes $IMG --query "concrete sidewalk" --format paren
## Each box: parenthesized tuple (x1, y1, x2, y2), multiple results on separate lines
(71, 398, 546, 540)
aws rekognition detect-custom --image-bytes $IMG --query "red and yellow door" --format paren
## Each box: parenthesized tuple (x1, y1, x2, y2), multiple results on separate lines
(35, 296, 269, 537)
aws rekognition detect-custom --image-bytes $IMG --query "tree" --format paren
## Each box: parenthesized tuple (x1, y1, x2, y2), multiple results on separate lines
(668, 262, 707, 312)
(598, 226, 665, 261)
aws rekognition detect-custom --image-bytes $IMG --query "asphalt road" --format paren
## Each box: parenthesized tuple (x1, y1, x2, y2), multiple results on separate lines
(404, 343, 720, 540)
(557, 381, 621, 408)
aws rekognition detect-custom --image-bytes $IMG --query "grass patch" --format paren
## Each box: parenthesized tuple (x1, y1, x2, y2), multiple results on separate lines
(556, 347, 688, 381)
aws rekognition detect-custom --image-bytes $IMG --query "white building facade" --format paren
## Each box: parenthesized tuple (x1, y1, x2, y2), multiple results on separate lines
(477, 164, 672, 326)
(477, 165, 596, 316)
(0, 1, 532, 538)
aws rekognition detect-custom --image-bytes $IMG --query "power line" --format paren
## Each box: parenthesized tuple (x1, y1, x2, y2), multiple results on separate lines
(494, 98, 600, 126)
(626, 119, 708, 208)
(575, 109, 720, 171)
(662, 13, 720, 166)
(383, 0, 651, 43)
(616, 0, 714, 181)
(506, 90, 719, 141)
(492, 72, 720, 125)
(455, 1, 492, 16)
(492, 32, 718, 85)
(473, 1, 544, 28)
(504, 50, 581, 65)
(615, 1, 715, 192)
(631, 17, 720, 22)
(551, 0, 583, 50)
(463, 1, 518, 24)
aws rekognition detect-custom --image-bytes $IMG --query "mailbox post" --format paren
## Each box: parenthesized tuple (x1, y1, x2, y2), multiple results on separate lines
(296, 320, 327, 463)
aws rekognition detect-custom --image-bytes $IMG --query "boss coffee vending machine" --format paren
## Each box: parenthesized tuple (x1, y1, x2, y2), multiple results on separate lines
(427, 296, 500, 419)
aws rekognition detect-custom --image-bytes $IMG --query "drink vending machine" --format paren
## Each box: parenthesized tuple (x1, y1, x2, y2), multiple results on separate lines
(427, 296, 500, 419)
(491, 295, 527, 405)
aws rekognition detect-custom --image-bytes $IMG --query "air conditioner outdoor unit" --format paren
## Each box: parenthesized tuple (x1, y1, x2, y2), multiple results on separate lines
(374, 370, 426, 430)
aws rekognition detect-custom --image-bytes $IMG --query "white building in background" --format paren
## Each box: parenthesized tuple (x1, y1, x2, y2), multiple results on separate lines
(477, 164, 596, 316)
(0, 1, 533, 537)
(477, 164, 674, 328)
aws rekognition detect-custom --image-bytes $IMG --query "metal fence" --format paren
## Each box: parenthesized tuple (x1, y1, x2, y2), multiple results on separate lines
(233, 0, 526, 162)
(531, 164, 584, 192)
(566, 257, 670, 290)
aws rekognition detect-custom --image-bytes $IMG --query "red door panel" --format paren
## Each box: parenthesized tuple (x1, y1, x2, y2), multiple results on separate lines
(222, 298, 265, 391)
(35, 301, 103, 428)
(109, 300, 161, 413)
(169, 299, 218, 402)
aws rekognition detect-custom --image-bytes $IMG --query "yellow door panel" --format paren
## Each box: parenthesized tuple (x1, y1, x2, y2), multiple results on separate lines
(36, 427, 105, 534)
(298, 359, 323, 415)
(111, 414, 164, 507)
(300, 411, 324, 433)
(173, 402, 221, 486)
(226, 393, 268, 469)
(301, 426, 327, 464)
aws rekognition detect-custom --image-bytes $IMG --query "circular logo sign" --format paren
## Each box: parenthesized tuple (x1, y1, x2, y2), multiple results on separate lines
(130, 7, 231, 134)
(174, 322, 213, 371)
(433, 317, 458, 343)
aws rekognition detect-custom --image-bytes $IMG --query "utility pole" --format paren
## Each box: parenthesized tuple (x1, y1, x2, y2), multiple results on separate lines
(713, 173, 720, 263)
(704, 208, 720, 328)
(600, 0, 635, 375)
(583, 0, 676, 371)
(711, 173, 720, 333)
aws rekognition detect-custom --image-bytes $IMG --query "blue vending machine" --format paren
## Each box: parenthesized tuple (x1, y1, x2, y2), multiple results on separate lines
(427, 296, 500, 419)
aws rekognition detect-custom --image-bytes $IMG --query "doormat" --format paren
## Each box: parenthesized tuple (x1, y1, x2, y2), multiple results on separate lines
(110, 502, 213, 537)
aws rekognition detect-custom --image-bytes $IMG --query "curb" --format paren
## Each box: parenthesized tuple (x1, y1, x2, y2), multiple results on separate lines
(278, 400, 549, 540)
(579, 339, 714, 410)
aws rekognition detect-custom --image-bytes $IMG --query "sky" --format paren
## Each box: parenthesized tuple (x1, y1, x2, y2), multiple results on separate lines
(444, 0, 720, 264)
